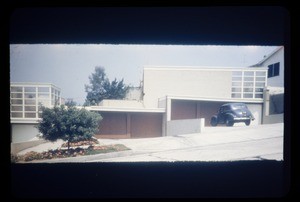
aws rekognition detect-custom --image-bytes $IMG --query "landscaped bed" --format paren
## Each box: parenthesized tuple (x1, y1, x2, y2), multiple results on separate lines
(11, 140, 130, 163)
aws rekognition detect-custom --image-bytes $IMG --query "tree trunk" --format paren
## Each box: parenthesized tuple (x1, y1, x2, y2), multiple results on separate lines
(67, 141, 70, 151)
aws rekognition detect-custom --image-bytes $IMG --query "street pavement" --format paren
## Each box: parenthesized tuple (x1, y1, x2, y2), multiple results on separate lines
(18, 123, 284, 163)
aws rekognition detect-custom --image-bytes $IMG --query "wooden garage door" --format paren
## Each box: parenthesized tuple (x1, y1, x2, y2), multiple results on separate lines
(130, 113, 162, 138)
(171, 100, 197, 120)
(96, 112, 127, 138)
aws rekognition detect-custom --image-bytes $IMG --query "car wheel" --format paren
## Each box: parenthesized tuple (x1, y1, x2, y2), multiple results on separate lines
(226, 117, 234, 127)
(210, 117, 218, 126)
(245, 120, 251, 126)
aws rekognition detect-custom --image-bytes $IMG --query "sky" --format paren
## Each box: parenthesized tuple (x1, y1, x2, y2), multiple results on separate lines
(10, 44, 278, 105)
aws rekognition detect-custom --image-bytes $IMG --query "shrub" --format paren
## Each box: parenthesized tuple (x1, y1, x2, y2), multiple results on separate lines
(37, 105, 102, 150)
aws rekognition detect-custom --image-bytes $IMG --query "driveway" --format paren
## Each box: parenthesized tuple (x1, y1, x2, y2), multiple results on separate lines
(21, 123, 284, 163)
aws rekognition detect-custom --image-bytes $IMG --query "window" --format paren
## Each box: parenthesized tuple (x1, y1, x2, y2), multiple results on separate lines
(25, 106, 36, 111)
(24, 93, 36, 99)
(38, 87, 50, 93)
(10, 84, 57, 120)
(11, 112, 23, 118)
(244, 71, 254, 76)
(38, 93, 49, 99)
(268, 62, 280, 78)
(256, 71, 266, 77)
(231, 93, 241, 98)
(24, 87, 36, 92)
(11, 87, 22, 92)
(25, 99, 36, 105)
(11, 106, 22, 111)
(231, 70, 266, 99)
(25, 113, 36, 118)
(11, 93, 23, 98)
(11, 99, 23, 105)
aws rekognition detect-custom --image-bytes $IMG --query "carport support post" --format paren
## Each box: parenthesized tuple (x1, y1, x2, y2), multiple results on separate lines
(263, 88, 270, 124)
(126, 113, 131, 138)
(199, 118, 205, 133)
(166, 97, 171, 121)
(164, 96, 172, 136)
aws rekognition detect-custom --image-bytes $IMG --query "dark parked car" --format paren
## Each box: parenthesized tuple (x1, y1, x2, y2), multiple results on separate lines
(210, 103, 255, 127)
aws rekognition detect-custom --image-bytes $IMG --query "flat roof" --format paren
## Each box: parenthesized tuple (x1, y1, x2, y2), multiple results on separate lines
(144, 66, 268, 71)
(81, 106, 166, 113)
(11, 82, 61, 90)
(162, 95, 264, 104)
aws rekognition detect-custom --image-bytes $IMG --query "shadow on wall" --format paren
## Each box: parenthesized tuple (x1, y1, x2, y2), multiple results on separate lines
(270, 94, 284, 114)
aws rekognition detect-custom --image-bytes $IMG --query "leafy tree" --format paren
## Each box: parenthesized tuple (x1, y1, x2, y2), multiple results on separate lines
(65, 99, 77, 107)
(37, 105, 102, 150)
(84, 66, 129, 105)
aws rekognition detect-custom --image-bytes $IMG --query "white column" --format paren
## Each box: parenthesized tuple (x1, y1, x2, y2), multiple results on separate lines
(166, 96, 171, 121)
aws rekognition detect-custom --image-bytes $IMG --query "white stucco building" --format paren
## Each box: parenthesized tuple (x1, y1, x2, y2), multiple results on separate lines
(84, 66, 269, 138)
(251, 46, 284, 87)
(10, 82, 62, 143)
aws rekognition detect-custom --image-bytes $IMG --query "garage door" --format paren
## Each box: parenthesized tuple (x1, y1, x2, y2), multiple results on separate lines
(96, 112, 128, 138)
(131, 113, 162, 138)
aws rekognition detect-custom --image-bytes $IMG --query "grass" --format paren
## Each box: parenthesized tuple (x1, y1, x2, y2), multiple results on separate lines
(12, 143, 131, 163)
(85, 144, 130, 155)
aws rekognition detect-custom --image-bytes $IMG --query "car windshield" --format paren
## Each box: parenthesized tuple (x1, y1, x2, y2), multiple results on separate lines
(231, 104, 247, 109)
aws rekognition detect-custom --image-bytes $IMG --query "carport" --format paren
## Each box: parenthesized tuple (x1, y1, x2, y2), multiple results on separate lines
(161, 96, 263, 127)
(86, 107, 165, 139)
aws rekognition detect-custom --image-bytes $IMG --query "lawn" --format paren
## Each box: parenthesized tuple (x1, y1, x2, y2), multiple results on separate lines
(11, 140, 130, 163)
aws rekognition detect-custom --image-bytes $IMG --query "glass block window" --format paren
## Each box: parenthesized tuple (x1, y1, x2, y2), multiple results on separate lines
(231, 70, 266, 99)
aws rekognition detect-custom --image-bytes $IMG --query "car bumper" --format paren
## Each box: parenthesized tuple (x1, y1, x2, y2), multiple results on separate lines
(233, 117, 253, 122)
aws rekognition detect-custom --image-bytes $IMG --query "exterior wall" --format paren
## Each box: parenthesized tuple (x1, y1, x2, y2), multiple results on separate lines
(131, 113, 162, 138)
(11, 123, 40, 143)
(269, 93, 284, 114)
(263, 114, 284, 124)
(99, 100, 144, 108)
(262, 88, 284, 124)
(125, 87, 142, 101)
(167, 118, 204, 136)
(143, 68, 232, 108)
(261, 47, 284, 87)
(246, 103, 263, 126)
(11, 139, 46, 155)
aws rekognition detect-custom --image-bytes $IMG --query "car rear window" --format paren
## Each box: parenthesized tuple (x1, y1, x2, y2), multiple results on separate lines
(232, 104, 247, 109)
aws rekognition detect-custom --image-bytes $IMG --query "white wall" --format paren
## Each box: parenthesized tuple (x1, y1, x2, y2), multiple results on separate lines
(125, 87, 142, 101)
(167, 118, 205, 136)
(99, 100, 144, 108)
(263, 114, 284, 124)
(246, 103, 263, 125)
(143, 68, 232, 108)
(11, 124, 40, 143)
(261, 47, 284, 87)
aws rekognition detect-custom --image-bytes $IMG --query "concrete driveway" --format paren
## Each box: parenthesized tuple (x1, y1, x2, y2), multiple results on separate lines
(21, 123, 284, 163)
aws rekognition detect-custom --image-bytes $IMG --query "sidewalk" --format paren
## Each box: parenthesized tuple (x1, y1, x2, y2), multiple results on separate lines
(16, 123, 284, 163)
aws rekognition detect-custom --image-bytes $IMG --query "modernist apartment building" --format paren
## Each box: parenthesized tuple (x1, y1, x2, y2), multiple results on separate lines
(85, 66, 268, 139)
(10, 82, 62, 143)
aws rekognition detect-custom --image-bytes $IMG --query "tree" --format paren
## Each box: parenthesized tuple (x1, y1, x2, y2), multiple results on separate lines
(65, 99, 77, 107)
(37, 105, 102, 150)
(84, 66, 129, 106)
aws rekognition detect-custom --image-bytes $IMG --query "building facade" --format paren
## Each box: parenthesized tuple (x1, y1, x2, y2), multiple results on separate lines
(10, 82, 62, 143)
(89, 66, 268, 138)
